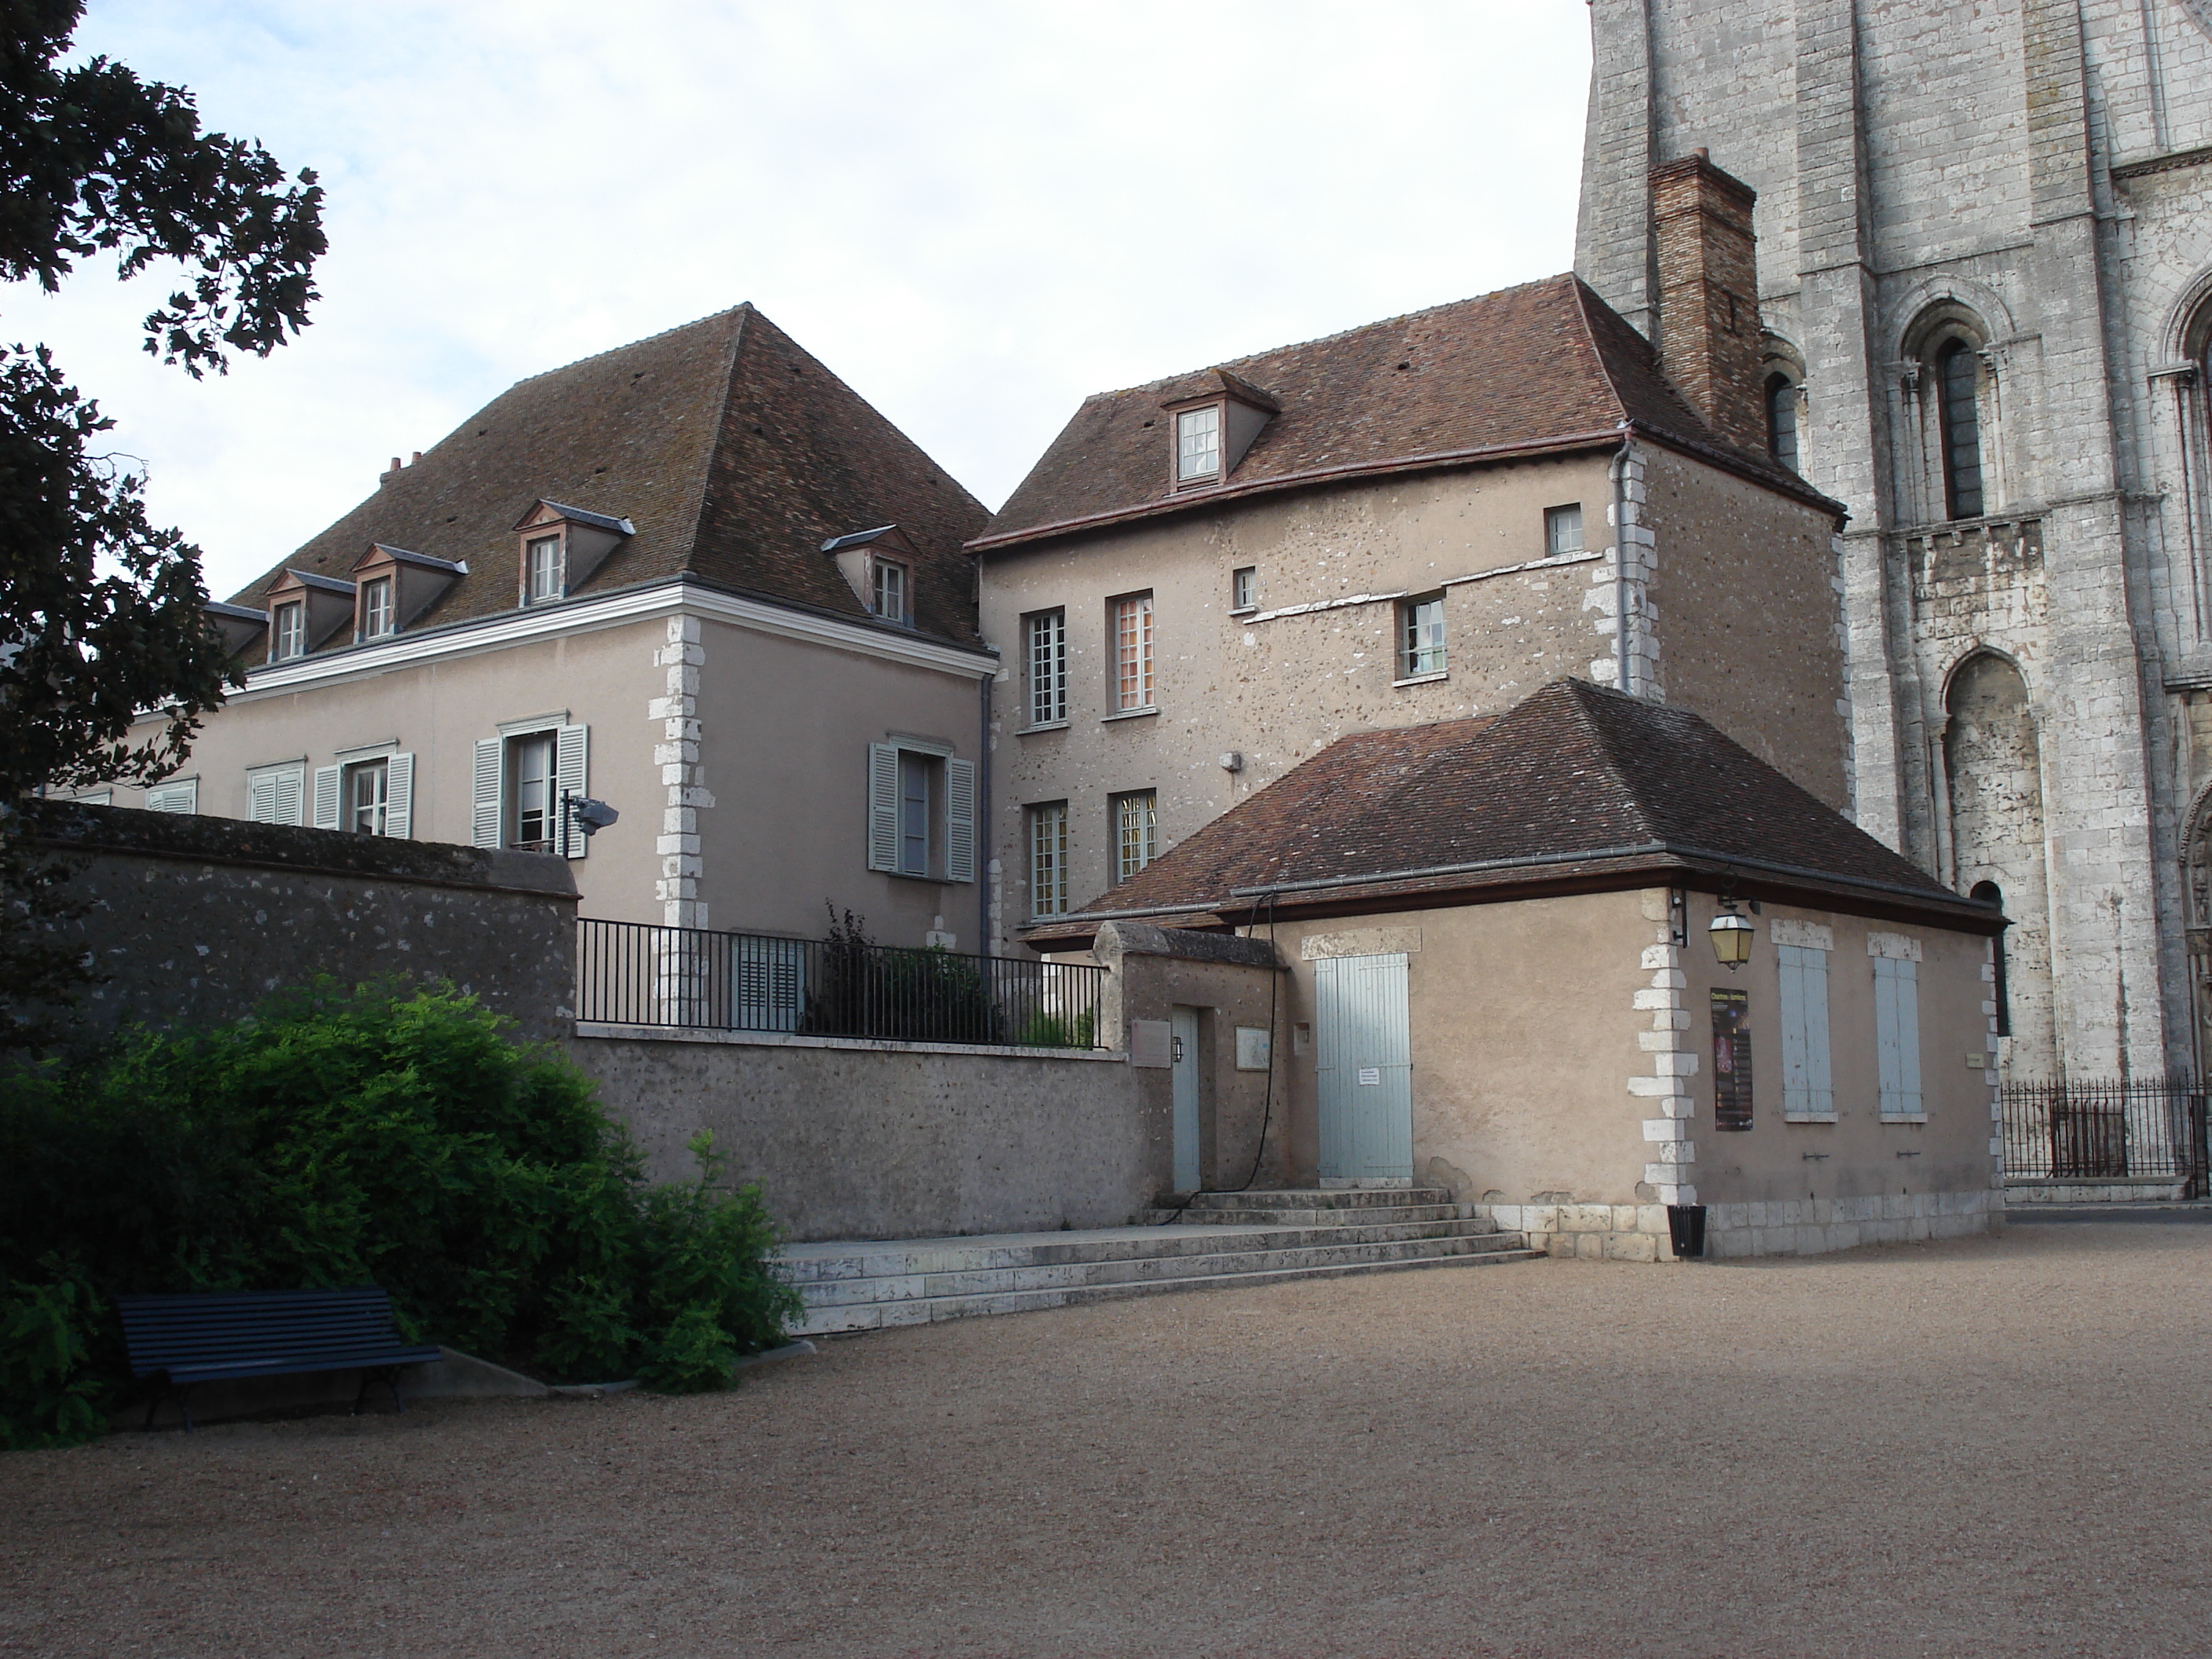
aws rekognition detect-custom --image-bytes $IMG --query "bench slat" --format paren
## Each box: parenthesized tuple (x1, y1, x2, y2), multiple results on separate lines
(114, 1288, 442, 1385)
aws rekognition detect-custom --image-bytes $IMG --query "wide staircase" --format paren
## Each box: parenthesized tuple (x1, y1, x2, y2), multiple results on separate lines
(781, 1188, 1543, 1336)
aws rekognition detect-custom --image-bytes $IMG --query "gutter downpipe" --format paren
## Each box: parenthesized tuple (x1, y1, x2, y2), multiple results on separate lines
(978, 656, 994, 954)
(1610, 426, 1635, 698)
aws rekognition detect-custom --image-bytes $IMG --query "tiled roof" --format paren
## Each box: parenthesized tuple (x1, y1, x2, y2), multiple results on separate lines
(1023, 679, 1994, 946)
(975, 275, 1837, 552)
(230, 306, 989, 655)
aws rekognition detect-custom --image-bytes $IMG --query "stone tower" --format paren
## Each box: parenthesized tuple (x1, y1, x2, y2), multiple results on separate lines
(1577, 0, 2212, 1082)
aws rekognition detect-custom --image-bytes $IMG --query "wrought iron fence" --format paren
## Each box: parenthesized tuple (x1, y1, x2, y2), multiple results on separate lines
(1999, 1076, 2209, 1191)
(577, 917, 1107, 1049)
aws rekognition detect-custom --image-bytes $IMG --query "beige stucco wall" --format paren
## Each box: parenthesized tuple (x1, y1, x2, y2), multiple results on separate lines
(980, 454, 1619, 940)
(98, 599, 994, 947)
(1641, 445, 1851, 811)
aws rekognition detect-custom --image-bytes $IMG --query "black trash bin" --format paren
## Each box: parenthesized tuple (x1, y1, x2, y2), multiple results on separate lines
(1665, 1203, 1707, 1261)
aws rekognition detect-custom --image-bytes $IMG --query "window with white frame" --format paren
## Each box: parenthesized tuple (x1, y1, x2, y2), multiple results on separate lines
(1113, 789, 1156, 884)
(357, 576, 394, 641)
(1777, 943, 1835, 1120)
(1025, 609, 1067, 726)
(144, 777, 198, 815)
(347, 758, 390, 835)
(313, 753, 415, 837)
(871, 558, 907, 624)
(1111, 593, 1154, 712)
(1874, 954, 1925, 1119)
(866, 739, 976, 883)
(1176, 405, 1221, 484)
(471, 724, 588, 858)
(247, 763, 304, 825)
(525, 534, 564, 605)
(271, 601, 306, 661)
(1029, 801, 1069, 917)
(1545, 504, 1584, 557)
(1231, 566, 1257, 611)
(1399, 593, 1446, 679)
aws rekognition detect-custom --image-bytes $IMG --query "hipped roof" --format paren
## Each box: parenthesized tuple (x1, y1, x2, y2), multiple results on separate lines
(230, 306, 988, 648)
(1022, 679, 1996, 948)
(974, 274, 1840, 554)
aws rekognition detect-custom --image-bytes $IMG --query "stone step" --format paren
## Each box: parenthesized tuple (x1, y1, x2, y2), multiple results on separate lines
(792, 1240, 1544, 1335)
(1144, 1202, 1480, 1226)
(776, 1217, 1504, 1287)
(1165, 1188, 1458, 1210)
(791, 1222, 1520, 1308)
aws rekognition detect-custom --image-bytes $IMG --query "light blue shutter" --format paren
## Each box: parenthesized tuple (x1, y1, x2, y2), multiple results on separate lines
(1778, 945, 1833, 1118)
(472, 738, 503, 848)
(944, 756, 976, 884)
(1804, 948, 1833, 1116)
(555, 724, 588, 859)
(1875, 957, 1924, 1118)
(312, 766, 342, 830)
(386, 753, 414, 840)
(866, 742, 899, 872)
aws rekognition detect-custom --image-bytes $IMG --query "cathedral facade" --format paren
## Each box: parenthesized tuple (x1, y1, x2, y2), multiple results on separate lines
(1578, 0, 2212, 1082)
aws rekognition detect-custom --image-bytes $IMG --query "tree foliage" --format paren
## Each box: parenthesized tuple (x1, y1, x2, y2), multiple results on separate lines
(0, 0, 324, 804)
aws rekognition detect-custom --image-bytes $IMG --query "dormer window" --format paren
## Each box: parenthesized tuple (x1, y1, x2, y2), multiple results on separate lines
(357, 576, 394, 640)
(1176, 406, 1221, 484)
(272, 601, 306, 661)
(872, 557, 907, 623)
(525, 533, 564, 605)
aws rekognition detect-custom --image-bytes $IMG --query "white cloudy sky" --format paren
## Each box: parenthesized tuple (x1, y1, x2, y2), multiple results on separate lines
(24, 2, 1592, 600)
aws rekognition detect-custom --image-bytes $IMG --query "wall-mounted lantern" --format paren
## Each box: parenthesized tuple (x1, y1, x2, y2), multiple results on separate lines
(1708, 905, 1754, 969)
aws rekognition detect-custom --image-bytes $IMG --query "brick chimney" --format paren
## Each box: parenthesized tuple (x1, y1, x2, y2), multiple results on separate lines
(1649, 150, 1765, 452)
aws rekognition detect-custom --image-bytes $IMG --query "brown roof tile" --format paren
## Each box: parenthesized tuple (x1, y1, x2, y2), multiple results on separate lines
(975, 275, 1833, 553)
(231, 306, 988, 654)
(1024, 679, 1994, 945)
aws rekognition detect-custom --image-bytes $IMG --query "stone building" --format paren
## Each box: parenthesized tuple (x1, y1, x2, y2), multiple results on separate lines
(1576, 0, 2212, 1082)
(75, 306, 998, 949)
(974, 266, 1851, 950)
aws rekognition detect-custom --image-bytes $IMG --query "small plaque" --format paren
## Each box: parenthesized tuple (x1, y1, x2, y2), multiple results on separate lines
(1129, 1020, 1172, 1068)
(1357, 1067, 1382, 1086)
(1965, 1052, 1987, 1069)
(1234, 1026, 1272, 1071)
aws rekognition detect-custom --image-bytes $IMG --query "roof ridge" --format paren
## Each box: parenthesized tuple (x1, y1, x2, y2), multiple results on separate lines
(676, 303, 757, 568)
(1080, 273, 1584, 403)
(1565, 276, 1637, 430)
(505, 303, 754, 391)
(1545, 679, 1669, 845)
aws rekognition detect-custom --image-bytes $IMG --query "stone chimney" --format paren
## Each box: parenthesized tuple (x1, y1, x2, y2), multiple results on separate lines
(1649, 150, 1765, 452)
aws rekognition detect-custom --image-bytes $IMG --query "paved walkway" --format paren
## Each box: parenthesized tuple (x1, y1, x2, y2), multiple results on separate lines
(8, 1218, 2212, 1657)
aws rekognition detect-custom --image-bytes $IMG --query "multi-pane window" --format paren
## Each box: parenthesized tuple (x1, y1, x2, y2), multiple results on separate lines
(358, 577, 394, 641)
(1231, 566, 1257, 611)
(346, 758, 390, 836)
(1545, 504, 1584, 557)
(1399, 594, 1446, 679)
(1029, 801, 1069, 917)
(526, 535, 564, 605)
(897, 751, 932, 877)
(1025, 610, 1067, 726)
(1113, 790, 1157, 883)
(872, 558, 907, 624)
(508, 731, 557, 850)
(1766, 374, 1800, 474)
(865, 741, 976, 884)
(1111, 593, 1155, 712)
(1712, 988, 1752, 1131)
(272, 602, 306, 661)
(1176, 406, 1221, 483)
(1935, 339, 1984, 520)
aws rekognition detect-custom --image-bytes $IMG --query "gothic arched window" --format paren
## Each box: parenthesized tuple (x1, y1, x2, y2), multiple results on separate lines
(1765, 372, 1800, 474)
(1936, 338, 1984, 519)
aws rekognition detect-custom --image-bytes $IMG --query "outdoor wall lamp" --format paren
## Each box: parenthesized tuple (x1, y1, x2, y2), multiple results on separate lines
(1708, 904, 1754, 969)
(562, 789, 620, 840)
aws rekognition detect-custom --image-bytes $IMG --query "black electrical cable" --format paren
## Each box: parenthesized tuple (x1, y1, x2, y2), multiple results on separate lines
(1152, 891, 1280, 1224)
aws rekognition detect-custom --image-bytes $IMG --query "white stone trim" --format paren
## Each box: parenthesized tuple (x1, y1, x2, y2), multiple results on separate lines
(221, 580, 997, 702)
(1769, 918, 1834, 950)
(1632, 936, 1698, 1205)
(1584, 443, 1661, 699)
(573, 1021, 1123, 1062)
(1867, 930, 1923, 961)
(653, 616, 713, 928)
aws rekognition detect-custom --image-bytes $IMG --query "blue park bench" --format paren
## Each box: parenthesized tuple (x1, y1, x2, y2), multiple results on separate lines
(114, 1287, 445, 1432)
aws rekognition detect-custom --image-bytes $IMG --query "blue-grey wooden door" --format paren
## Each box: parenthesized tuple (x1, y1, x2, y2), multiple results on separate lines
(1171, 1005, 1202, 1192)
(1314, 953, 1413, 1181)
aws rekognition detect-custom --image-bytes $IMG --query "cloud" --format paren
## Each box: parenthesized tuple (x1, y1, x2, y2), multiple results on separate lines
(22, 0, 1591, 599)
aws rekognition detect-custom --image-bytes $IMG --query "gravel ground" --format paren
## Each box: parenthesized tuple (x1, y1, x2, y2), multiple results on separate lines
(6, 1221, 2212, 1658)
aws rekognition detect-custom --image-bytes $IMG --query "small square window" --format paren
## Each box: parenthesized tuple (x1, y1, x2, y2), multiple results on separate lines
(1176, 406, 1221, 483)
(872, 558, 907, 623)
(1113, 790, 1157, 883)
(272, 601, 306, 661)
(1399, 593, 1446, 679)
(1231, 566, 1257, 611)
(1545, 504, 1584, 557)
(525, 535, 564, 606)
(358, 576, 394, 641)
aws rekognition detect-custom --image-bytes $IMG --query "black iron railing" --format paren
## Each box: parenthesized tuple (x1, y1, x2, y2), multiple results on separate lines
(577, 918, 1107, 1049)
(2000, 1076, 2209, 1191)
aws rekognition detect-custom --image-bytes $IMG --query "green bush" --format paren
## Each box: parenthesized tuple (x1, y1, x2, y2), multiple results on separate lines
(0, 980, 801, 1448)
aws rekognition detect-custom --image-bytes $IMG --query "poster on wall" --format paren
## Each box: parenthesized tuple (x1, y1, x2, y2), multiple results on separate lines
(1712, 987, 1752, 1131)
